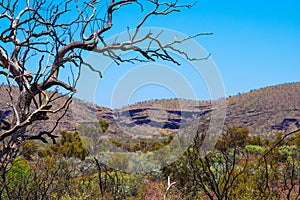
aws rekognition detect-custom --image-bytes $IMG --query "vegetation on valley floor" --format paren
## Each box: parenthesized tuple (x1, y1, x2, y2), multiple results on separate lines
(1, 120, 299, 199)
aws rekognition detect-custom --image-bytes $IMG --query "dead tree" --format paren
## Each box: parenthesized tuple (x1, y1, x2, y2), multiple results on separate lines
(0, 0, 206, 168)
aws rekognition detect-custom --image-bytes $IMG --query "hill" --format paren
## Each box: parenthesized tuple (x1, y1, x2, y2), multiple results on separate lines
(226, 82, 300, 135)
(1, 82, 300, 139)
(106, 82, 300, 137)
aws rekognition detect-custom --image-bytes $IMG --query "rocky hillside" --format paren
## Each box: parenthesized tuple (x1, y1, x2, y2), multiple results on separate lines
(226, 82, 300, 135)
(106, 82, 300, 137)
(1, 82, 300, 139)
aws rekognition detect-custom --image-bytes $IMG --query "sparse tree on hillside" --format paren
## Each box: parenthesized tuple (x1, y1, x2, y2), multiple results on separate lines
(0, 0, 205, 167)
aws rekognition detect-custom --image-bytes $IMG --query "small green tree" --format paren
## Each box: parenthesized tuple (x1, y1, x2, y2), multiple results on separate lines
(38, 130, 88, 160)
(95, 120, 109, 133)
(20, 141, 38, 160)
(216, 126, 249, 151)
(59, 130, 89, 160)
(247, 135, 263, 146)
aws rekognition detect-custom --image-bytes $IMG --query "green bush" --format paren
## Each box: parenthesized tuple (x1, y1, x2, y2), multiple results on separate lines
(20, 141, 38, 160)
(1, 158, 33, 199)
(38, 130, 88, 160)
(278, 145, 299, 161)
(245, 145, 264, 154)
(108, 152, 129, 171)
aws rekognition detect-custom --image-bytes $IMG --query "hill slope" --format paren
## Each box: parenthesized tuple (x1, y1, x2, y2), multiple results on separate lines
(106, 82, 300, 136)
(226, 82, 300, 134)
(1, 82, 300, 138)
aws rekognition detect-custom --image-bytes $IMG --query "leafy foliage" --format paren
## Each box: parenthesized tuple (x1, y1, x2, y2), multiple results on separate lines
(245, 145, 264, 154)
(215, 126, 249, 151)
(1, 124, 300, 199)
(20, 141, 38, 160)
(38, 130, 88, 160)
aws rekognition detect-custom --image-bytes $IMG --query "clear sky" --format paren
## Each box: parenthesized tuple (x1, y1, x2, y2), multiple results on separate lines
(190, 0, 300, 96)
(2, 0, 299, 108)
(148, 0, 300, 92)
(85, 0, 300, 108)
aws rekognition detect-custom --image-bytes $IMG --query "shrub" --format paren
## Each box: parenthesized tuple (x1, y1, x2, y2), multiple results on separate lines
(245, 145, 264, 154)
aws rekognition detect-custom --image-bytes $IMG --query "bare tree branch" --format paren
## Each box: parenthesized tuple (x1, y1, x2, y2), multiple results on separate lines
(0, 0, 204, 169)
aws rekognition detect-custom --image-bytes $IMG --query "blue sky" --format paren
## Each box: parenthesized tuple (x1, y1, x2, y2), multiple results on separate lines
(87, 0, 300, 108)
(2, 0, 299, 108)
(144, 0, 300, 92)
(192, 0, 300, 95)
